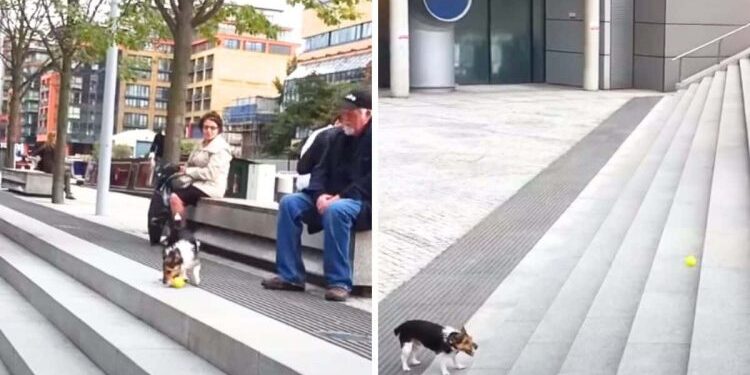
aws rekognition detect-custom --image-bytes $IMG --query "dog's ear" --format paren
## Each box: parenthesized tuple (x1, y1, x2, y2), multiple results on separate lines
(461, 326, 467, 335)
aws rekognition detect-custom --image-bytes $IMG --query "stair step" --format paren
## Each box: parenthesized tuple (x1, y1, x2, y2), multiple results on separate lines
(0, 265, 103, 375)
(559, 75, 713, 374)
(740, 58, 750, 149)
(458, 96, 675, 375)
(0, 233, 224, 375)
(506, 84, 700, 375)
(617, 71, 726, 375)
(688, 63, 750, 374)
(0, 204, 370, 375)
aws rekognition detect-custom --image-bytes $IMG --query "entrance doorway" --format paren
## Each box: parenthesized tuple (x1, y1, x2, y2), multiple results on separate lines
(455, 0, 544, 85)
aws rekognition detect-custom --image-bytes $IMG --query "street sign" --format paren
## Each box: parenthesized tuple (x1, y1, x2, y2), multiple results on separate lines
(423, 0, 472, 22)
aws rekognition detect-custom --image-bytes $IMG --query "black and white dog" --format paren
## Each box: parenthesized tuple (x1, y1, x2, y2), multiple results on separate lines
(162, 227, 202, 286)
(394, 320, 478, 375)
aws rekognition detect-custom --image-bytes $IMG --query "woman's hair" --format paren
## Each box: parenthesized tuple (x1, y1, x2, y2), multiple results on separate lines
(46, 131, 57, 147)
(199, 111, 223, 133)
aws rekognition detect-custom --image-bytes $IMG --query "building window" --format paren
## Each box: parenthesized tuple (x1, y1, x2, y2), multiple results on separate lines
(362, 22, 372, 38)
(269, 44, 292, 55)
(125, 84, 149, 98)
(123, 113, 148, 129)
(156, 101, 168, 110)
(224, 39, 240, 49)
(158, 72, 170, 81)
(205, 69, 213, 80)
(244, 41, 265, 52)
(68, 106, 80, 119)
(305, 33, 329, 51)
(157, 44, 174, 54)
(154, 116, 167, 130)
(205, 55, 214, 68)
(125, 98, 149, 108)
(304, 21, 372, 52)
(133, 56, 152, 80)
(156, 87, 169, 101)
(204, 85, 211, 99)
(158, 59, 172, 72)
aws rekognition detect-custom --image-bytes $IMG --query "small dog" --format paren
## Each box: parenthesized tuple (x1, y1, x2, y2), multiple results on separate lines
(394, 320, 478, 375)
(162, 228, 202, 286)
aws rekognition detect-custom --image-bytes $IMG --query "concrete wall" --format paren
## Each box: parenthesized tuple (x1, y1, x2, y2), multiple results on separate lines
(634, 0, 750, 91)
(545, 0, 633, 89)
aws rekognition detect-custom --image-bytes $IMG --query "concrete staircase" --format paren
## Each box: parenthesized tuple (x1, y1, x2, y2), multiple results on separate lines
(0, 203, 369, 374)
(459, 56, 750, 374)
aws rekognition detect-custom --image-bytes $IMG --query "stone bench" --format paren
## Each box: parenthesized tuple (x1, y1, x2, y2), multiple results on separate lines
(1, 168, 53, 196)
(188, 198, 372, 293)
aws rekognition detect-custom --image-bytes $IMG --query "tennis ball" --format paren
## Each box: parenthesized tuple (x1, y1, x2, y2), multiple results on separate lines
(170, 276, 186, 288)
(685, 255, 698, 268)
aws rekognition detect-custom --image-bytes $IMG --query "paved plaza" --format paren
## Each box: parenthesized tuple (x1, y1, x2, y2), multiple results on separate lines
(378, 85, 661, 300)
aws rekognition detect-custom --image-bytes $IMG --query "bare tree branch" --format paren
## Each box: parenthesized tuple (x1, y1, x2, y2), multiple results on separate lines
(86, 0, 106, 24)
(192, 0, 224, 27)
(32, 0, 63, 69)
(20, 59, 54, 95)
(154, 0, 176, 33)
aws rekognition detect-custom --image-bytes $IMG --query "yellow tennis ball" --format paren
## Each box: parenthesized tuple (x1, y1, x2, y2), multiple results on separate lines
(685, 255, 698, 267)
(170, 276, 186, 288)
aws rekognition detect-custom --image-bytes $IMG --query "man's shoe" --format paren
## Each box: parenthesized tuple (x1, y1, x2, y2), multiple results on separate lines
(261, 276, 305, 291)
(65, 195, 76, 200)
(325, 287, 349, 302)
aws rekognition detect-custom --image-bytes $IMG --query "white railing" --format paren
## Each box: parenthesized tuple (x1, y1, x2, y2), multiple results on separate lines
(672, 22, 750, 82)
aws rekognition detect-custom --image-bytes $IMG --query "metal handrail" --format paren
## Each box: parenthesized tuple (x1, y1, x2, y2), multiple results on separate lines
(672, 21, 750, 82)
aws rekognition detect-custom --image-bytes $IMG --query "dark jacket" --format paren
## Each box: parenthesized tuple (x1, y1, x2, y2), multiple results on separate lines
(303, 121, 372, 233)
(31, 144, 55, 174)
(150, 133, 165, 158)
(297, 127, 337, 175)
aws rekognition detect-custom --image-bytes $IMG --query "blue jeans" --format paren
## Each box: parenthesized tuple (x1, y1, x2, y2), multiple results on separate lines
(276, 193, 362, 291)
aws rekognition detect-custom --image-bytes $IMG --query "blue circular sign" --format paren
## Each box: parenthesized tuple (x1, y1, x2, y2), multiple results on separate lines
(423, 0, 472, 22)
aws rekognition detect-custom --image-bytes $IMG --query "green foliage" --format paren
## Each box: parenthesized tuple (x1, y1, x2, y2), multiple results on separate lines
(266, 75, 355, 156)
(180, 139, 197, 156)
(113, 144, 133, 159)
(272, 57, 298, 100)
(288, 0, 364, 26)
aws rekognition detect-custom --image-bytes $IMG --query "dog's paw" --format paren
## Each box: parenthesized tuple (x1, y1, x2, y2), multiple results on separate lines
(409, 359, 421, 366)
(441, 371, 450, 375)
(454, 364, 466, 370)
(401, 367, 411, 372)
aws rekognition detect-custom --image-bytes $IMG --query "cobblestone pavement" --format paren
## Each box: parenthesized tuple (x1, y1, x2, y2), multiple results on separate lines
(378, 84, 661, 300)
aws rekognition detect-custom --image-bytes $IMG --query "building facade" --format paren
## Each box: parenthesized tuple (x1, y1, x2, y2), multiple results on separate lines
(0, 41, 49, 148)
(284, 2, 372, 101)
(37, 65, 100, 154)
(381, 0, 750, 92)
(116, 42, 173, 134)
(185, 34, 295, 138)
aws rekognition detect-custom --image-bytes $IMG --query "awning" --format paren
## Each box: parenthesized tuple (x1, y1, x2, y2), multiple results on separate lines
(286, 52, 371, 81)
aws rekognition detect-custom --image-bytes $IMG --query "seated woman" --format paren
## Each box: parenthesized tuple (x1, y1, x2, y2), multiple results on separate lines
(170, 111, 232, 226)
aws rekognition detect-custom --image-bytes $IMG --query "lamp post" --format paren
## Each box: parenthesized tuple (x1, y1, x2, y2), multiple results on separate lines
(96, 0, 119, 215)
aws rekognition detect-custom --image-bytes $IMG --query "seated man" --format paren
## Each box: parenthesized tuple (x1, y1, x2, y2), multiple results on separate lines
(262, 89, 372, 302)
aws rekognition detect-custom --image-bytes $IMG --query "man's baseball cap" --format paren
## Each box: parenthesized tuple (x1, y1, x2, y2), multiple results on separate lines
(340, 88, 372, 110)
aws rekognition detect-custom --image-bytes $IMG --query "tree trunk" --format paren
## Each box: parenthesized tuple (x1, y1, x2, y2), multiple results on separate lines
(4, 80, 22, 169)
(4, 40, 25, 169)
(164, 0, 194, 164)
(52, 54, 72, 204)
